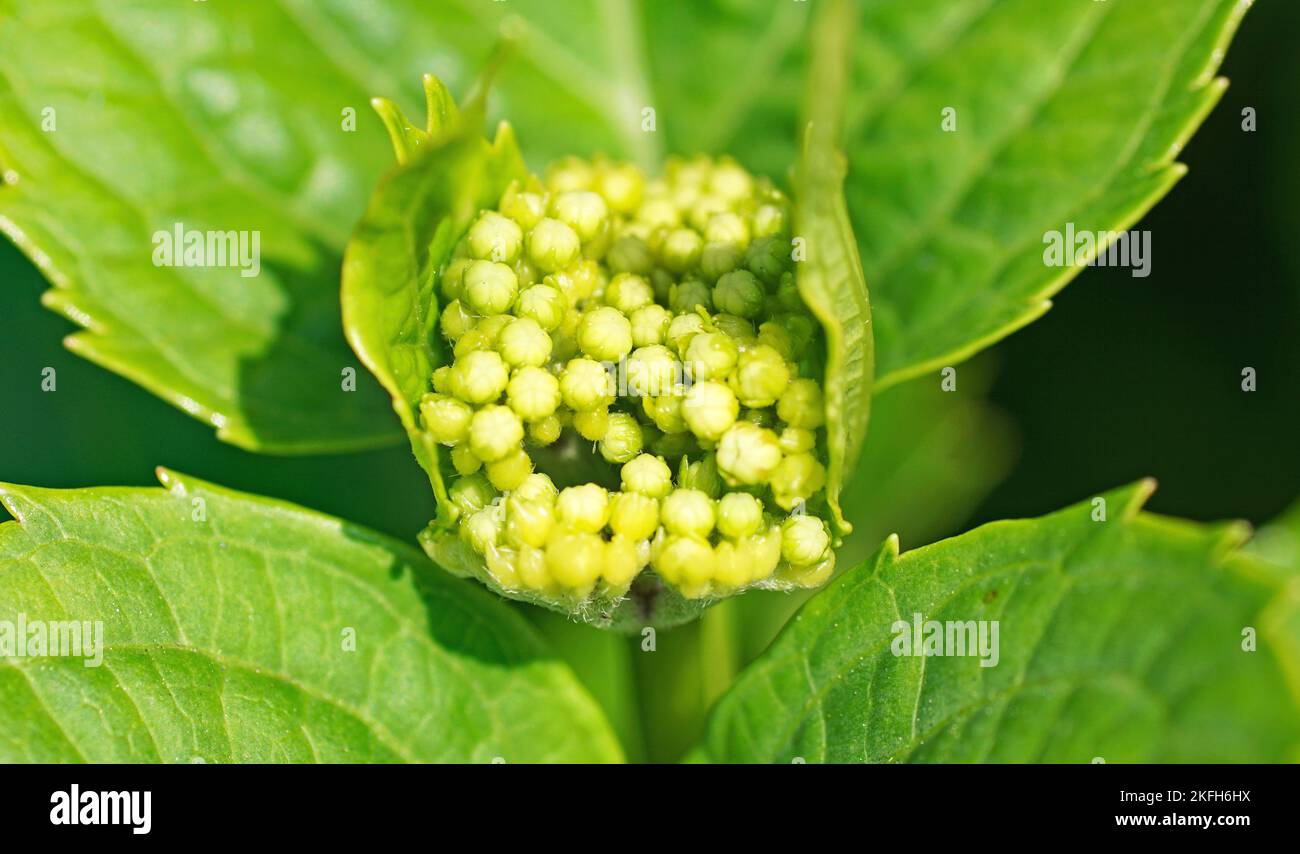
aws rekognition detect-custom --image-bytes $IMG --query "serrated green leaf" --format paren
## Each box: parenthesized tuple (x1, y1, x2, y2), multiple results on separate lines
(700, 482, 1300, 763)
(0, 469, 622, 762)
(0, 0, 413, 452)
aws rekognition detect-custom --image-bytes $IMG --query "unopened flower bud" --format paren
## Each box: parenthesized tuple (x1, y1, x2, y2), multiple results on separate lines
(462, 506, 503, 554)
(546, 530, 604, 593)
(745, 235, 788, 285)
(603, 534, 643, 588)
(712, 270, 765, 319)
(506, 366, 561, 421)
(779, 426, 816, 454)
(717, 492, 764, 539)
(771, 452, 827, 510)
(500, 181, 547, 230)
(578, 306, 634, 361)
(729, 344, 791, 407)
(705, 211, 750, 247)
(661, 488, 716, 537)
(700, 242, 744, 281)
(752, 203, 787, 239)
(666, 312, 706, 355)
(596, 162, 644, 213)
(440, 299, 476, 340)
(556, 484, 610, 533)
(609, 492, 660, 540)
(683, 331, 738, 381)
(605, 273, 654, 315)
(559, 358, 614, 410)
(777, 378, 825, 429)
(527, 218, 582, 272)
(551, 190, 609, 245)
(781, 515, 831, 567)
(432, 366, 452, 393)
(669, 279, 712, 314)
(683, 380, 739, 441)
(468, 405, 524, 462)
(642, 394, 687, 434)
(599, 412, 644, 463)
(545, 157, 595, 193)
(467, 211, 524, 263)
(630, 304, 671, 347)
(515, 284, 567, 331)
(708, 159, 754, 202)
(716, 421, 782, 485)
(660, 228, 704, 273)
(451, 443, 482, 475)
(572, 406, 610, 441)
(462, 260, 519, 316)
(626, 345, 679, 397)
(513, 472, 558, 504)
(620, 453, 673, 498)
(678, 454, 723, 498)
(607, 235, 655, 275)
(441, 258, 472, 301)
(419, 393, 472, 445)
(449, 350, 509, 405)
(450, 473, 496, 517)
(487, 447, 534, 491)
(528, 414, 563, 445)
(653, 535, 715, 595)
(506, 495, 555, 548)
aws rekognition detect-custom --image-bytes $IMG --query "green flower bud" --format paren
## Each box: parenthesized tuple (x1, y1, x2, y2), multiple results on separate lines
(756, 320, 794, 360)
(487, 447, 534, 491)
(451, 443, 482, 475)
(440, 299, 476, 340)
(625, 345, 680, 397)
(776, 273, 804, 312)
(713, 270, 765, 319)
(713, 313, 755, 342)
(462, 506, 503, 554)
(515, 284, 567, 331)
(683, 380, 739, 441)
(572, 406, 610, 441)
(551, 190, 609, 244)
(466, 211, 524, 263)
(468, 405, 524, 462)
(498, 317, 553, 368)
(528, 414, 563, 445)
(483, 545, 520, 589)
(431, 365, 452, 393)
(545, 156, 595, 193)
(704, 211, 750, 247)
(450, 473, 496, 517)
(666, 312, 706, 355)
(652, 430, 699, 459)
(516, 544, 550, 590)
(683, 331, 739, 381)
(599, 412, 644, 463)
(449, 350, 509, 405)
(745, 235, 789, 285)
(779, 426, 816, 454)
(741, 407, 776, 428)
(716, 422, 782, 485)
(742, 525, 784, 583)
(513, 471, 556, 502)
(777, 378, 825, 429)
(729, 344, 791, 408)
(462, 260, 519, 316)
(607, 235, 655, 275)
(546, 530, 604, 593)
(677, 454, 722, 498)
(752, 203, 788, 239)
(642, 394, 688, 434)
(506, 366, 561, 421)
(559, 358, 614, 410)
(596, 162, 644, 214)
(669, 279, 713, 314)
(620, 453, 673, 498)
(771, 452, 827, 510)
(506, 495, 555, 548)
(712, 539, 749, 588)
(578, 306, 634, 361)
(700, 242, 744, 281)
(689, 195, 730, 232)
(717, 492, 764, 539)
(453, 326, 493, 358)
(609, 492, 660, 540)
(708, 159, 754, 202)
(773, 312, 815, 360)
(629, 304, 671, 347)
(653, 535, 715, 595)
(661, 488, 716, 537)
(527, 218, 582, 273)
(500, 181, 547, 230)
(637, 196, 681, 230)
(603, 534, 643, 588)
(781, 515, 831, 567)
(660, 228, 704, 273)
(556, 484, 610, 533)
(605, 273, 654, 315)
(419, 393, 472, 445)
(441, 257, 472, 301)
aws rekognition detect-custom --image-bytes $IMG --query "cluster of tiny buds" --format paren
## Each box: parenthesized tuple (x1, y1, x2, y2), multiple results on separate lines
(421, 154, 836, 602)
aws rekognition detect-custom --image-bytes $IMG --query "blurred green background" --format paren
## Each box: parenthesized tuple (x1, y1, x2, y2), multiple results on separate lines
(2, 0, 1296, 549)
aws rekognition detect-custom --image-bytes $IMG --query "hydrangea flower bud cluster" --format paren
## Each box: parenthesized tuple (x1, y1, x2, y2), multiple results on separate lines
(422, 155, 837, 605)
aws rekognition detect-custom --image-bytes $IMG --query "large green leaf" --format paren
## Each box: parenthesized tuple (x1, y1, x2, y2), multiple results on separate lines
(700, 482, 1300, 763)
(848, 0, 1250, 388)
(0, 0, 412, 452)
(0, 469, 622, 762)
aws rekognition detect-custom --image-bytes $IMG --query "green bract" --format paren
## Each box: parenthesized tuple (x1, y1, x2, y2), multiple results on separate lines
(343, 75, 872, 629)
